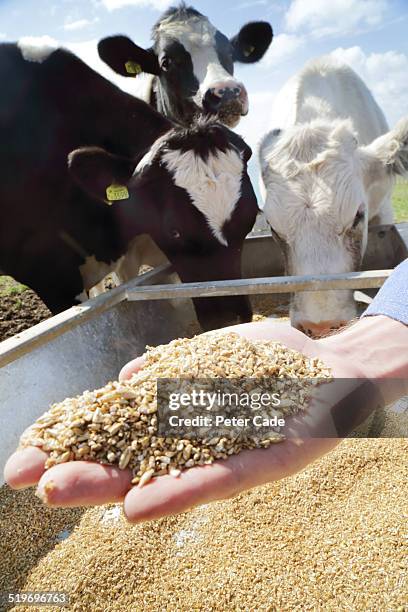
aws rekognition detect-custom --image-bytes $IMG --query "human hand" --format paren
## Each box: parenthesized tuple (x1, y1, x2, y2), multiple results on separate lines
(5, 319, 370, 522)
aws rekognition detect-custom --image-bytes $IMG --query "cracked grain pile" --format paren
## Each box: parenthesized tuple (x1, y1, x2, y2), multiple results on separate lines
(19, 332, 331, 487)
(5, 438, 407, 611)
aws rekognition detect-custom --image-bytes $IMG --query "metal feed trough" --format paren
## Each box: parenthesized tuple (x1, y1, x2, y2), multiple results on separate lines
(0, 223, 407, 480)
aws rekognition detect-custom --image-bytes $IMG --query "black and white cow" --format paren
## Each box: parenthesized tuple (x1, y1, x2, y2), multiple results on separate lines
(0, 42, 259, 331)
(98, 3, 273, 127)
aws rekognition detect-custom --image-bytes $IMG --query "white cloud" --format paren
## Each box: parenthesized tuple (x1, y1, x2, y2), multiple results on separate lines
(285, 0, 388, 37)
(260, 33, 304, 67)
(330, 46, 408, 126)
(0, 33, 7, 39)
(101, 0, 173, 10)
(63, 18, 99, 31)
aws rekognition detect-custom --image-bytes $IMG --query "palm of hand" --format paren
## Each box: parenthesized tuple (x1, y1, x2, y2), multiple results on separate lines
(4, 321, 364, 523)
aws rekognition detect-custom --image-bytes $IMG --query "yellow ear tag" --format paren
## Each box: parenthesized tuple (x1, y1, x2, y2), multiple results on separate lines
(125, 61, 142, 75)
(106, 184, 129, 204)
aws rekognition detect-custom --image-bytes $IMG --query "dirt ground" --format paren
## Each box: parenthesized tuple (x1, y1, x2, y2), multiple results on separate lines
(0, 277, 51, 343)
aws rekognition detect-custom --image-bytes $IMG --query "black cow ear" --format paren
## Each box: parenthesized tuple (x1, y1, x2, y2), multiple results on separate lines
(98, 36, 160, 77)
(68, 147, 135, 203)
(230, 22, 273, 63)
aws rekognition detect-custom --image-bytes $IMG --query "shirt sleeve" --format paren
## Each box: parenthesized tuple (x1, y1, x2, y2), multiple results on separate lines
(361, 258, 408, 325)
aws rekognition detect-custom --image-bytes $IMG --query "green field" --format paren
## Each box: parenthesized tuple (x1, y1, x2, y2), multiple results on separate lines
(392, 180, 408, 222)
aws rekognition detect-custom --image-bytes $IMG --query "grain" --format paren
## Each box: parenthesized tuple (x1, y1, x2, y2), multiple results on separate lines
(251, 293, 290, 322)
(8, 438, 407, 611)
(0, 485, 83, 602)
(138, 469, 155, 488)
(19, 332, 331, 486)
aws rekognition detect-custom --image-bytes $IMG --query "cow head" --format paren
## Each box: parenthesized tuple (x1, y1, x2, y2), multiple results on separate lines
(259, 117, 408, 336)
(98, 4, 272, 127)
(69, 121, 259, 331)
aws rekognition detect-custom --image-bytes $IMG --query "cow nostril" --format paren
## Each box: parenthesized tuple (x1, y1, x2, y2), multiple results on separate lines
(296, 323, 309, 335)
(210, 85, 242, 100)
(297, 320, 347, 339)
(210, 87, 225, 98)
(203, 83, 244, 114)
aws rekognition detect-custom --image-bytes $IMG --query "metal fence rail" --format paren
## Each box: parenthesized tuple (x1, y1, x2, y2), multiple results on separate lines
(127, 270, 392, 301)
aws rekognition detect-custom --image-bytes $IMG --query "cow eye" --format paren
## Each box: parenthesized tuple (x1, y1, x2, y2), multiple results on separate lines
(171, 228, 181, 239)
(161, 56, 171, 70)
(352, 208, 365, 228)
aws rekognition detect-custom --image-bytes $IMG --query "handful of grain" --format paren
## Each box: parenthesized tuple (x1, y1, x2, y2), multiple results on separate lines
(20, 332, 331, 487)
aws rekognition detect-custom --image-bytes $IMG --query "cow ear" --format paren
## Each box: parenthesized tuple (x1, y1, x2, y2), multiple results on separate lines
(68, 147, 135, 203)
(362, 116, 408, 178)
(98, 36, 160, 77)
(230, 22, 273, 63)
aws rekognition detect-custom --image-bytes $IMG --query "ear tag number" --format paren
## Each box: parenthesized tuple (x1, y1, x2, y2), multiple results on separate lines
(106, 184, 129, 204)
(244, 45, 255, 57)
(125, 61, 142, 75)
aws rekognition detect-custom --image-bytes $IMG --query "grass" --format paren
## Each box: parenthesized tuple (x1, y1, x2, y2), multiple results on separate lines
(0, 276, 27, 297)
(392, 181, 408, 222)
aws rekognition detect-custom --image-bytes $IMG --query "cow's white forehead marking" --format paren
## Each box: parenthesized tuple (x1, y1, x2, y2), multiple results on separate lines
(18, 36, 58, 63)
(162, 147, 243, 246)
(157, 15, 217, 49)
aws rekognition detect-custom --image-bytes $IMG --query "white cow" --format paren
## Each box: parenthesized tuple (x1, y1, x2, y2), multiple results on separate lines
(259, 56, 408, 336)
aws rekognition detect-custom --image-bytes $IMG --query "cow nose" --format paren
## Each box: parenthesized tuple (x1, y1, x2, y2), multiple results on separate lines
(212, 83, 242, 99)
(296, 320, 348, 338)
(203, 82, 243, 113)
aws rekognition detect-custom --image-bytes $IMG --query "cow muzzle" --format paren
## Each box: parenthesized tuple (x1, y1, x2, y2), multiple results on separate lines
(203, 81, 248, 127)
(295, 320, 349, 339)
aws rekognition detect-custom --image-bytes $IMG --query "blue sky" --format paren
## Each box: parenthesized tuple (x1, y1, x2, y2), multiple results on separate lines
(1, 0, 408, 191)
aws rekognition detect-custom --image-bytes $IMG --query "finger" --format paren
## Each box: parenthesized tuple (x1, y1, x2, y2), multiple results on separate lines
(119, 356, 145, 381)
(123, 459, 243, 523)
(36, 461, 132, 507)
(123, 436, 338, 523)
(4, 447, 48, 489)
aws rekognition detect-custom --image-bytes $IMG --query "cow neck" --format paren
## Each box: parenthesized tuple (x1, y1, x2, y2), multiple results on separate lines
(106, 87, 172, 159)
